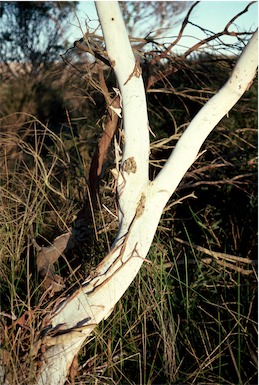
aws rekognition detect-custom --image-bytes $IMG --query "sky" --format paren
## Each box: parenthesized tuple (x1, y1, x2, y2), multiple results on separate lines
(69, 0, 258, 53)
(191, 1, 257, 31)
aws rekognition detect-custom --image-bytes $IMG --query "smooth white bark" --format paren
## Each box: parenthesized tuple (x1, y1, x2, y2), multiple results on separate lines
(35, 3, 150, 384)
(151, 29, 258, 203)
(34, 3, 257, 383)
(96, 1, 150, 234)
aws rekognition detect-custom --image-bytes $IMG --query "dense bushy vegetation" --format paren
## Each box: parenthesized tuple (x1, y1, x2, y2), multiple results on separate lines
(0, 4, 257, 384)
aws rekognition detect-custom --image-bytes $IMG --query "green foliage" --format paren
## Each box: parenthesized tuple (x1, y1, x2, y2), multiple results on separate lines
(0, 2, 74, 70)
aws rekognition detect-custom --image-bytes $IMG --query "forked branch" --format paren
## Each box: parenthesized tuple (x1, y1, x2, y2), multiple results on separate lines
(34, 2, 257, 384)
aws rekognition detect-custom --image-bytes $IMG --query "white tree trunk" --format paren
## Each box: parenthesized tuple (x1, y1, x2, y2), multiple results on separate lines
(34, 2, 258, 383)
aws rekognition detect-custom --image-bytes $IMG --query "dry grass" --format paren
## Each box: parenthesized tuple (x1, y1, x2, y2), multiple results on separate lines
(0, 109, 257, 385)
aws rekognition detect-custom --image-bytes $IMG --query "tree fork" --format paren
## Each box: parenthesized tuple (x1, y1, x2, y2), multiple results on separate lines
(33, 2, 257, 383)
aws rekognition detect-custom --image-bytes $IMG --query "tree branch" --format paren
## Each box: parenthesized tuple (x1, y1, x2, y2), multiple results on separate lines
(151, 29, 258, 203)
(95, 1, 150, 233)
(33, 3, 257, 383)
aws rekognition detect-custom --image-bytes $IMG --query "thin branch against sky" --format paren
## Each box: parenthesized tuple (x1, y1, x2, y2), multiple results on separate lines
(66, 1, 257, 57)
(69, 1, 258, 43)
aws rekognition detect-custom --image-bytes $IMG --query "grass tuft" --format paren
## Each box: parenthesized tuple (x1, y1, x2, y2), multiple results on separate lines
(0, 108, 257, 384)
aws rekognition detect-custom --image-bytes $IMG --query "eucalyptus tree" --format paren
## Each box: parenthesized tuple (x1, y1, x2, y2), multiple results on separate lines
(30, 2, 257, 385)
(0, 2, 257, 385)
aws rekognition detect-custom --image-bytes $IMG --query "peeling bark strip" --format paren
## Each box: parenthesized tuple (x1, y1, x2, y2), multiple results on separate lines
(123, 60, 142, 85)
(88, 96, 120, 203)
(34, 2, 258, 382)
(36, 65, 120, 294)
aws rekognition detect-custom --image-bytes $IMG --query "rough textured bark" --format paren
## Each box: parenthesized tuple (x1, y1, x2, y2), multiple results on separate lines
(33, 2, 258, 383)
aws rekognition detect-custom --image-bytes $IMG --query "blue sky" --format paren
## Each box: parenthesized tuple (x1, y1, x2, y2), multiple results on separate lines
(186, 1, 257, 32)
(68, 1, 258, 56)
(70, 1, 257, 36)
